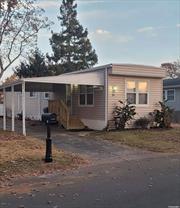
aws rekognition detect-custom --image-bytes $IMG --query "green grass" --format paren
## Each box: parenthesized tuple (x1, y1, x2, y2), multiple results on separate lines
(90, 128, 180, 153)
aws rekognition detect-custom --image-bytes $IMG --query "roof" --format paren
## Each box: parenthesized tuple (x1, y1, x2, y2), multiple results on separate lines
(0, 63, 165, 89)
(0, 69, 105, 89)
(163, 78, 180, 88)
(63, 63, 163, 75)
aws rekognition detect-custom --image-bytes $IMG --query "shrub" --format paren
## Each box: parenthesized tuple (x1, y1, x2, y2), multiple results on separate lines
(113, 100, 136, 130)
(152, 101, 173, 128)
(134, 117, 151, 129)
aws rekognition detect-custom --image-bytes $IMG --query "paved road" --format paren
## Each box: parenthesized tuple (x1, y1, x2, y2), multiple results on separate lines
(1, 155, 180, 208)
(1, 119, 180, 207)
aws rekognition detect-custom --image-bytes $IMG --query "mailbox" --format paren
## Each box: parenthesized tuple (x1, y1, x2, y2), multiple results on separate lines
(41, 113, 58, 124)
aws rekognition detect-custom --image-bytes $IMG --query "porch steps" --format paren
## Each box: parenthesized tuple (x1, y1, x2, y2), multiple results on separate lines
(48, 100, 85, 130)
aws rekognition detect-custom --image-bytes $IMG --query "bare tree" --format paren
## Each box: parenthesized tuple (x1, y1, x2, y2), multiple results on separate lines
(161, 59, 180, 78)
(0, 0, 52, 79)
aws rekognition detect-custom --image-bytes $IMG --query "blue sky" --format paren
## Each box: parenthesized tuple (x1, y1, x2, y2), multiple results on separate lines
(36, 0, 180, 67)
(2, 0, 179, 80)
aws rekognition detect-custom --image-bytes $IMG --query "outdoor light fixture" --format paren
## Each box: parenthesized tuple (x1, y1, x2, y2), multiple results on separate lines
(112, 86, 117, 96)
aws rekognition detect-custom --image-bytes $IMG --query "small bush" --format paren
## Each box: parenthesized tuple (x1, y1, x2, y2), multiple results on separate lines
(113, 100, 136, 130)
(134, 117, 150, 129)
(152, 101, 173, 128)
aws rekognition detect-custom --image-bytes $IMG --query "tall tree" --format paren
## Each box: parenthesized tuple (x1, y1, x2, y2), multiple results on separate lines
(49, 0, 98, 73)
(15, 49, 51, 78)
(0, 0, 52, 79)
(161, 59, 180, 78)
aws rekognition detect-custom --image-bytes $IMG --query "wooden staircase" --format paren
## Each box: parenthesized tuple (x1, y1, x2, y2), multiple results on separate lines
(48, 100, 85, 130)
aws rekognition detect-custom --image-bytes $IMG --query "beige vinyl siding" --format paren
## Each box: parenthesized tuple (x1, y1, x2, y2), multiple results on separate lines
(72, 86, 105, 120)
(112, 65, 166, 78)
(107, 75, 163, 121)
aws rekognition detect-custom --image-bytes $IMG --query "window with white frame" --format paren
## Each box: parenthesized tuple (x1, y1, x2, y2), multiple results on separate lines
(163, 89, 175, 101)
(29, 91, 36, 98)
(79, 85, 94, 106)
(44, 92, 49, 99)
(126, 80, 148, 105)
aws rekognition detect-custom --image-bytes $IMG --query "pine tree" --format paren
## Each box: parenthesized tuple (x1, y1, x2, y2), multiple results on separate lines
(15, 49, 52, 78)
(49, 0, 98, 73)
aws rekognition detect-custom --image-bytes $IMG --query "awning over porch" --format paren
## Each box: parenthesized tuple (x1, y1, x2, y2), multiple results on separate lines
(0, 69, 105, 136)
(0, 69, 105, 91)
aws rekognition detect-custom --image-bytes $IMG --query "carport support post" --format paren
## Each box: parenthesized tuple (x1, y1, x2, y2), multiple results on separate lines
(11, 85, 15, 131)
(22, 82, 26, 136)
(3, 88, 6, 131)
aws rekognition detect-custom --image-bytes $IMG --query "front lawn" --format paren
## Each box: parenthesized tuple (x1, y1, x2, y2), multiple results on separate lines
(0, 131, 84, 185)
(90, 128, 180, 153)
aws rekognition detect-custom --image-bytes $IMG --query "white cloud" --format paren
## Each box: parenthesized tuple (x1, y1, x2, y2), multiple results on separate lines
(36, 0, 106, 8)
(95, 29, 111, 35)
(117, 36, 134, 43)
(77, 0, 105, 4)
(36, 1, 59, 8)
(137, 26, 157, 37)
(90, 28, 133, 43)
(137, 26, 154, 33)
(176, 24, 180, 28)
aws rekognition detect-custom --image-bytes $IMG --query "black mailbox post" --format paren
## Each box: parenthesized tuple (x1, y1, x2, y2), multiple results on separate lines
(45, 120, 53, 163)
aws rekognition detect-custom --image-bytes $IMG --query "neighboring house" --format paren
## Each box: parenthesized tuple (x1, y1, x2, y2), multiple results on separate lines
(5, 92, 53, 120)
(0, 64, 166, 135)
(163, 78, 180, 123)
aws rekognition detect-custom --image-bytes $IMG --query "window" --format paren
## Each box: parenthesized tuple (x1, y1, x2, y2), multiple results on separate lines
(79, 85, 94, 106)
(29, 92, 36, 98)
(126, 80, 148, 105)
(44, 92, 49, 99)
(163, 89, 175, 101)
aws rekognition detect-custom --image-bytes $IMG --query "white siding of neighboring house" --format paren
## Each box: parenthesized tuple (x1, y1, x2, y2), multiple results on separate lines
(5, 92, 54, 120)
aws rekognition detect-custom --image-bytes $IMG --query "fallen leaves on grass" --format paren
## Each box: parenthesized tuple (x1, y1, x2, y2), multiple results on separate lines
(0, 131, 85, 186)
(90, 128, 180, 153)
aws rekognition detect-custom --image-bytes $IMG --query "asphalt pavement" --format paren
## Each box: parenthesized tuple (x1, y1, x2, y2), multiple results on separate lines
(1, 154, 180, 208)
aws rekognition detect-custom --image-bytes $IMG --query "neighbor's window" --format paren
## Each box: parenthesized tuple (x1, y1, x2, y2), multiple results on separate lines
(126, 80, 148, 105)
(163, 89, 175, 101)
(44, 92, 50, 99)
(79, 85, 94, 106)
(29, 92, 36, 98)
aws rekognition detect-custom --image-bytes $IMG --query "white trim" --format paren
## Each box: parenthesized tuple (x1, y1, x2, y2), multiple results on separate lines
(163, 88, 175, 102)
(43, 92, 50, 100)
(11, 85, 15, 132)
(105, 68, 108, 128)
(3, 88, 6, 131)
(125, 79, 150, 106)
(22, 82, 26, 136)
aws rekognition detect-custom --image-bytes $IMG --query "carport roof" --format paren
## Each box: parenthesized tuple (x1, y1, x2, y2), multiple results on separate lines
(0, 69, 105, 89)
